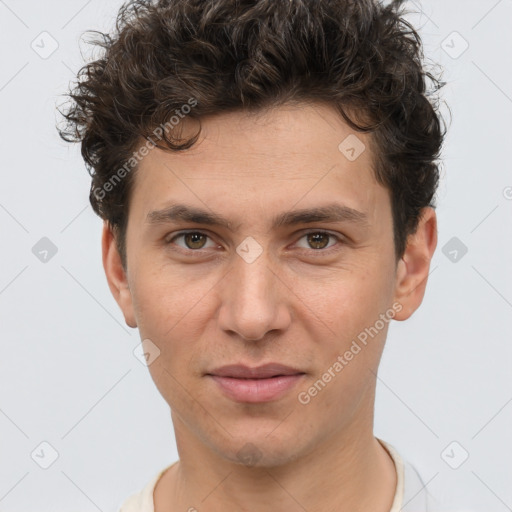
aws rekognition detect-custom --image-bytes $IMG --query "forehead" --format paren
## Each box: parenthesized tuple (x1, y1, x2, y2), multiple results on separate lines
(130, 102, 387, 225)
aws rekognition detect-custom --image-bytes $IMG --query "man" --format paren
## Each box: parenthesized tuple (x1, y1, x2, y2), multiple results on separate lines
(58, 0, 445, 510)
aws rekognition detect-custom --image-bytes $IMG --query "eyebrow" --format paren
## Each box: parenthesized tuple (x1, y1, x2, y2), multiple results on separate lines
(146, 202, 370, 231)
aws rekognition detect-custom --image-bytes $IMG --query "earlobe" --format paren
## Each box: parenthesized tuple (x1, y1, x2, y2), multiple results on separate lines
(101, 221, 137, 328)
(392, 207, 438, 321)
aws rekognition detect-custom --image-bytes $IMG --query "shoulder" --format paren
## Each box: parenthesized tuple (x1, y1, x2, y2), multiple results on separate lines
(117, 464, 176, 512)
(379, 439, 440, 512)
(378, 439, 406, 512)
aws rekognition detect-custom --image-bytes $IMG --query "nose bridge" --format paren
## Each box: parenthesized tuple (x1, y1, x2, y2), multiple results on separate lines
(234, 245, 272, 300)
(218, 237, 288, 340)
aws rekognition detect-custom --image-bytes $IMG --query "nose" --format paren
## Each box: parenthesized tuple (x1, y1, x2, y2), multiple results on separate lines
(217, 245, 291, 342)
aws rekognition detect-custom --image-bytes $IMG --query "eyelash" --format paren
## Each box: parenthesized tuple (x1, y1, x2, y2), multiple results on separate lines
(165, 230, 344, 257)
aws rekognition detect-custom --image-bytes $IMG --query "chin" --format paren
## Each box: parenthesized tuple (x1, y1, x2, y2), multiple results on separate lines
(211, 430, 309, 469)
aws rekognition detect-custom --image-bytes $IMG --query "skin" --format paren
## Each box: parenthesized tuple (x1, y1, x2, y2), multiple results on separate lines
(103, 102, 437, 512)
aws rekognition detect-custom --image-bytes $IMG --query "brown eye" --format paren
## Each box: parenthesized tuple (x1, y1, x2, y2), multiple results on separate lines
(167, 231, 216, 252)
(183, 232, 208, 249)
(306, 232, 330, 250)
(294, 231, 342, 254)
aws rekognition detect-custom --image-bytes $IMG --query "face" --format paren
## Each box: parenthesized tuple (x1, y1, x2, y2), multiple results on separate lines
(103, 102, 436, 468)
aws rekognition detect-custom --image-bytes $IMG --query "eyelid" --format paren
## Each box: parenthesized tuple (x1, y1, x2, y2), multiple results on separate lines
(294, 229, 344, 252)
(166, 228, 345, 255)
(166, 230, 219, 251)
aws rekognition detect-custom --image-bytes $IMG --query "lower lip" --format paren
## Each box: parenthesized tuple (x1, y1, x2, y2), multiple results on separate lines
(208, 374, 305, 403)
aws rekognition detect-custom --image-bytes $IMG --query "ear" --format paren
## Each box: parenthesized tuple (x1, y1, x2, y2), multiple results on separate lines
(392, 207, 438, 321)
(102, 221, 137, 328)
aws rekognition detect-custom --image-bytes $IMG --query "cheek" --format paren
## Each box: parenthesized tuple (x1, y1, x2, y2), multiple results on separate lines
(298, 262, 394, 376)
(130, 272, 186, 356)
(130, 263, 219, 367)
(302, 264, 391, 332)
(131, 256, 199, 323)
(297, 276, 391, 422)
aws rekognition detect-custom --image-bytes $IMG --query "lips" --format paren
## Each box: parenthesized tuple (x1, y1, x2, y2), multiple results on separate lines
(206, 363, 306, 403)
(207, 363, 305, 379)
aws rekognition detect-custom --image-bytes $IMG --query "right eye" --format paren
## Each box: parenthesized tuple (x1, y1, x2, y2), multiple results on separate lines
(165, 231, 219, 254)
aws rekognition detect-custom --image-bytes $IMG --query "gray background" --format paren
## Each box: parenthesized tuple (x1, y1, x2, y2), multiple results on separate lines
(0, 0, 511, 510)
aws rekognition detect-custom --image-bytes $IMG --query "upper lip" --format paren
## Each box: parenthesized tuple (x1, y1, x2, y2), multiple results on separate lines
(207, 363, 305, 379)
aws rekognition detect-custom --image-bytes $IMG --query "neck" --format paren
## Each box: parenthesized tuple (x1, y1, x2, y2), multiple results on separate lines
(154, 415, 397, 512)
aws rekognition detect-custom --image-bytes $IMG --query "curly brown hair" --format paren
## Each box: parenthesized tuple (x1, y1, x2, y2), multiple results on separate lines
(57, 0, 446, 270)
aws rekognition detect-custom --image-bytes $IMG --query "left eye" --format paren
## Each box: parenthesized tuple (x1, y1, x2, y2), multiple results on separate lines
(295, 231, 339, 250)
(167, 230, 341, 253)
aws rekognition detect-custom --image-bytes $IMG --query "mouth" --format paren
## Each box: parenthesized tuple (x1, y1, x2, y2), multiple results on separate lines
(206, 363, 306, 403)
(207, 362, 305, 379)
